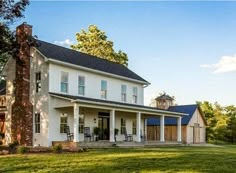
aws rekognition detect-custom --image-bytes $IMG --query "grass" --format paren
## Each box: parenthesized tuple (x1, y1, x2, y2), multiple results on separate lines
(0, 145, 236, 173)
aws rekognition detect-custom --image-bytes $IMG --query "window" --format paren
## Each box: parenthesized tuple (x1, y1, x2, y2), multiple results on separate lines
(36, 72, 41, 93)
(79, 114, 84, 133)
(121, 85, 127, 102)
(120, 118, 126, 134)
(35, 113, 40, 133)
(78, 76, 85, 96)
(132, 120, 136, 135)
(132, 87, 138, 104)
(60, 113, 68, 133)
(101, 80, 107, 99)
(61, 72, 68, 93)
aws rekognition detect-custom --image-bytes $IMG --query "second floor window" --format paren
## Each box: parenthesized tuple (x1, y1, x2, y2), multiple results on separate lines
(132, 87, 138, 104)
(35, 113, 40, 133)
(101, 80, 107, 99)
(61, 72, 68, 93)
(121, 85, 127, 102)
(36, 72, 41, 93)
(78, 76, 85, 96)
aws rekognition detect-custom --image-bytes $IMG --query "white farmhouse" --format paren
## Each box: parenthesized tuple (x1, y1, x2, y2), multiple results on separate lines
(0, 23, 187, 147)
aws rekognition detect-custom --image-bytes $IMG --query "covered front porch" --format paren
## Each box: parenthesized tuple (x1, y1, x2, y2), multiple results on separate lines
(48, 93, 186, 147)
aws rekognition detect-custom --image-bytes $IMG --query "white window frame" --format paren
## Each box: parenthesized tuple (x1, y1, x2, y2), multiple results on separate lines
(132, 87, 138, 104)
(121, 85, 127, 102)
(61, 71, 68, 93)
(101, 80, 107, 99)
(78, 76, 85, 96)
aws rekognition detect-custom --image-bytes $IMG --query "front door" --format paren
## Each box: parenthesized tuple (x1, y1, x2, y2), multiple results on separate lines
(98, 112, 110, 140)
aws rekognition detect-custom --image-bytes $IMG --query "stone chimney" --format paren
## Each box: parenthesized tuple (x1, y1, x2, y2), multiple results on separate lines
(11, 22, 33, 146)
(155, 93, 174, 110)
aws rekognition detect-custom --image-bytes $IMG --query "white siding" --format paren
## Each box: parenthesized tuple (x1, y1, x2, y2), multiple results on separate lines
(30, 49, 50, 147)
(186, 109, 206, 144)
(49, 63, 144, 105)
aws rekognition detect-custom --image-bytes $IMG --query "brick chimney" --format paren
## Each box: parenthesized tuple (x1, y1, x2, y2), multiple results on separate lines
(155, 93, 174, 110)
(11, 22, 33, 146)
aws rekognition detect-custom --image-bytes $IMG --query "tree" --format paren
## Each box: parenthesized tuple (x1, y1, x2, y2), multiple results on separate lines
(197, 101, 217, 141)
(71, 25, 128, 66)
(0, 0, 29, 70)
(225, 105, 236, 143)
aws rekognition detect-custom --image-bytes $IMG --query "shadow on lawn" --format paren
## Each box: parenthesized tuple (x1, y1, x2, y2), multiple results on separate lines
(1, 147, 236, 173)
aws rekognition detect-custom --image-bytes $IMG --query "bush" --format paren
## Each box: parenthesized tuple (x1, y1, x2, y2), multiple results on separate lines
(52, 144, 62, 153)
(17, 146, 29, 154)
(8, 141, 19, 154)
(0, 141, 3, 145)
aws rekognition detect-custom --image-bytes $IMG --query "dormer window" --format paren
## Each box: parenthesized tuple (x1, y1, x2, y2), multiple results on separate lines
(61, 72, 68, 93)
(36, 72, 41, 93)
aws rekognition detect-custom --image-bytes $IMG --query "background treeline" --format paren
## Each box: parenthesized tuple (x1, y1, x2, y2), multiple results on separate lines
(197, 101, 236, 143)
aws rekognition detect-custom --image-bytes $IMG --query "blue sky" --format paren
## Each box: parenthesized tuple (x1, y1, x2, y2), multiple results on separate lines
(17, 1, 236, 106)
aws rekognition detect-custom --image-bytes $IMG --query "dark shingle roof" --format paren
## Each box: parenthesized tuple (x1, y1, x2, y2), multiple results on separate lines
(49, 92, 186, 116)
(36, 40, 148, 83)
(0, 80, 6, 95)
(147, 104, 198, 125)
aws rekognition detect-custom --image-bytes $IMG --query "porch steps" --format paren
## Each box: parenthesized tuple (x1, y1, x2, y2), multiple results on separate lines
(79, 141, 114, 148)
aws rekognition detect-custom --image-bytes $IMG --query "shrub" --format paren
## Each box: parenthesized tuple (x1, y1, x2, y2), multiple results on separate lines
(8, 141, 19, 154)
(17, 146, 29, 154)
(52, 144, 62, 153)
(0, 141, 3, 145)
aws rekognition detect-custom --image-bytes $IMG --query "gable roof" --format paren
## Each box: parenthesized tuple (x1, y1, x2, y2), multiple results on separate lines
(147, 104, 200, 125)
(35, 40, 148, 84)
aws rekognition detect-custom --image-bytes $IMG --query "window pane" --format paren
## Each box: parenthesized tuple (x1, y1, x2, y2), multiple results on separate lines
(79, 86, 85, 95)
(79, 76, 85, 86)
(61, 83, 68, 93)
(121, 85, 126, 93)
(101, 80, 107, 90)
(133, 87, 137, 95)
(61, 72, 68, 83)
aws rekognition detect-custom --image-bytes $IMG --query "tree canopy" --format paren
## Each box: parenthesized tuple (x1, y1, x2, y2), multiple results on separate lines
(197, 101, 236, 143)
(71, 25, 128, 66)
(0, 0, 29, 70)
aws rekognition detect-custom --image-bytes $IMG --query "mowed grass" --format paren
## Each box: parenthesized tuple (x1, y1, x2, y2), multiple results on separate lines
(1, 145, 236, 173)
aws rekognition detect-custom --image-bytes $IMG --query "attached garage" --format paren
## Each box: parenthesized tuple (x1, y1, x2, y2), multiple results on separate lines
(147, 104, 207, 144)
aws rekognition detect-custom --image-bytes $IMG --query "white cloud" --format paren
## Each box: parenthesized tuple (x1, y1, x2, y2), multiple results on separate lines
(200, 55, 236, 74)
(54, 39, 74, 47)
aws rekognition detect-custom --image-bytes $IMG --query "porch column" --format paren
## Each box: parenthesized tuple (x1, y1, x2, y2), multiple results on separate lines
(136, 112, 141, 142)
(160, 115, 165, 142)
(177, 116, 182, 142)
(110, 109, 115, 142)
(73, 103, 79, 142)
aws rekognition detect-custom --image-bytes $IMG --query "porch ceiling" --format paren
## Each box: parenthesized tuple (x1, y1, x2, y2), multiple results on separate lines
(49, 92, 188, 117)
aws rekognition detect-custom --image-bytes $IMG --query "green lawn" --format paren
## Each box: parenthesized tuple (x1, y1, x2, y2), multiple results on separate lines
(1, 145, 236, 173)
